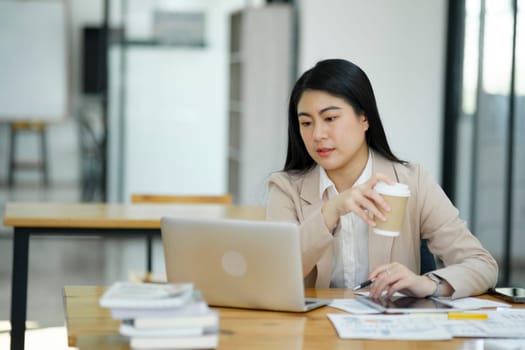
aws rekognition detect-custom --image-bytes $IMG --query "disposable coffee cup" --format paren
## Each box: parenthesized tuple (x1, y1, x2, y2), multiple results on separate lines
(373, 182, 410, 237)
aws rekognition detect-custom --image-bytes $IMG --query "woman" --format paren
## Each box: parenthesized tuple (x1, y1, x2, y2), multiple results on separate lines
(266, 59, 497, 299)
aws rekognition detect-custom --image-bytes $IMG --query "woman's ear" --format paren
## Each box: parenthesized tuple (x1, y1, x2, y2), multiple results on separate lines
(361, 115, 370, 131)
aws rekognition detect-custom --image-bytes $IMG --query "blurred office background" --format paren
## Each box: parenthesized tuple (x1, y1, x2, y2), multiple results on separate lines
(0, 0, 523, 340)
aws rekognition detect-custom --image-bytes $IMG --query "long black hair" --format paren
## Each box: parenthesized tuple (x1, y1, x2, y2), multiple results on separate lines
(284, 59, 405, 172)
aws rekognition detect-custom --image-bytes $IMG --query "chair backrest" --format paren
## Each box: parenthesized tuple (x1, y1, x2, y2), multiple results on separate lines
(131, 193, 232, 205)
(420, 239, 437, 274)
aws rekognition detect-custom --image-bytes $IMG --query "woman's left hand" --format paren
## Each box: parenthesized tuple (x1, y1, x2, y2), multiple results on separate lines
(367, 263, 437, 299)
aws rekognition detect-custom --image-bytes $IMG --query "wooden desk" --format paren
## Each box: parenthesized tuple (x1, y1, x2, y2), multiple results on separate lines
(3, 202, 265, 350)
(63, 286, 519, 350)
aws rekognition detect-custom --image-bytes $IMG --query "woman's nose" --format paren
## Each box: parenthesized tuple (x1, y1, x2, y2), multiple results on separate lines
(312, 123, 327, 141)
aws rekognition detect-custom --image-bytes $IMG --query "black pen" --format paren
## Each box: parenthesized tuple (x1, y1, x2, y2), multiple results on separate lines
(352, 279, 375, 291)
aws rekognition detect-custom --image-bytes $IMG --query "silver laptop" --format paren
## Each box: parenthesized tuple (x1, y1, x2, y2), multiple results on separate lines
(160, 217, 329, 312)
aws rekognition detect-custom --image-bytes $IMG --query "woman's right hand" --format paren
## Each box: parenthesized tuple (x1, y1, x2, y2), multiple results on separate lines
(322, 173, 394, 231)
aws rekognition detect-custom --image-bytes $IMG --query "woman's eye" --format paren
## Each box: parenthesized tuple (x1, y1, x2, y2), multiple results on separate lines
(300, 121, 311, 127)
(325, 116, 337, 122)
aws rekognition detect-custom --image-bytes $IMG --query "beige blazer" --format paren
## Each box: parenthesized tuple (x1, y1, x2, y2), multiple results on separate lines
(266, 149, 498, 298)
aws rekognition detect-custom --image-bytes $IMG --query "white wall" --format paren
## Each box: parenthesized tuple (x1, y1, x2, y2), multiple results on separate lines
(107, 0, 258, 201)
(0, 0, 447, 190)
(299, 0, 447, 182)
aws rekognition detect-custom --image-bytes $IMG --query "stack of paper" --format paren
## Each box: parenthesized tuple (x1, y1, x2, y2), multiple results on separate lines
(100, 282, 219, 349)
(327, 313, 452, 340)
(327, 309, 525, 340)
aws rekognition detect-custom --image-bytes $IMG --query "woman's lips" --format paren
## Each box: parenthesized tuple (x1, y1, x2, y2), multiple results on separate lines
(316, 147, 334, 157)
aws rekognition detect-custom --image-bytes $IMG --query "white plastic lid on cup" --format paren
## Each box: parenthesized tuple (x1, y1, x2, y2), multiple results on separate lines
(373, 182, 411, 197)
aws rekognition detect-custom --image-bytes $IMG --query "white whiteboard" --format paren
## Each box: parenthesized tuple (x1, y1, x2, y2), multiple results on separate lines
(0, 0, 68, 122)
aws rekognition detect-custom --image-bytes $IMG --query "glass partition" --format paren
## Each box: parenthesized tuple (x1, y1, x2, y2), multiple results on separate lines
(453, 0, 524, 286)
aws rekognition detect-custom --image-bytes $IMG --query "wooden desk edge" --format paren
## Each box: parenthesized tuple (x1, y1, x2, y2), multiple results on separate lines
(3, 217, 162, 229)
(3, 202, 266, 229)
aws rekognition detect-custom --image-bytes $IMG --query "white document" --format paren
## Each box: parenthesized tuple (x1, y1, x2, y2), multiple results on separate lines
(484, 339, 525, 350)
(327, 313, 452, 340)
(438, 310, 525, 338)
(433, 296, 511, 310)
(119, 323, 206, 338)
(328, 306, 525, 340)
(100, 282, 194, 309)
(355, 291, 406, 297)
(468, 310, 525, 337)
(441, 320, 490, 337)
(328, 299, 381, 314)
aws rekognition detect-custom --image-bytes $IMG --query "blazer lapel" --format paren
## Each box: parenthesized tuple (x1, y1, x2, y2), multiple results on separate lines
(368, 150, 398, 271)
(299, 167, 333, 287)
(299, 166, 323, 211)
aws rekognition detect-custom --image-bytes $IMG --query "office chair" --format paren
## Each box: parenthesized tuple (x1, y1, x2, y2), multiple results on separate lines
(420, 239, 437, 275)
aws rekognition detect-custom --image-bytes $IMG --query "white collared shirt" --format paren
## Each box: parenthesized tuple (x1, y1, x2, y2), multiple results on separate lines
(319, 152, 372, 288)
